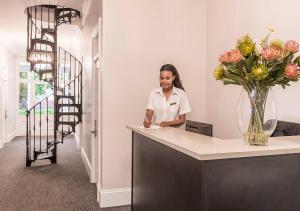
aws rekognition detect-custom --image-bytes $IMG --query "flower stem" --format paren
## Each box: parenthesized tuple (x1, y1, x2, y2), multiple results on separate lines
(244, 87, 269, 145)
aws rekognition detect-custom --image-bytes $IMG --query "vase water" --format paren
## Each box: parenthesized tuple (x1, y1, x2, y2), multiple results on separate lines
(236, 87, 277, 145)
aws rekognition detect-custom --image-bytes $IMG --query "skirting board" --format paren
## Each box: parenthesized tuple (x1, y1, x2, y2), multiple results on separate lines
(74, 132, 80, 149)
(99, 188, 131, 208)
(7, 131, 16, 143)
(81, 148, 92, 180)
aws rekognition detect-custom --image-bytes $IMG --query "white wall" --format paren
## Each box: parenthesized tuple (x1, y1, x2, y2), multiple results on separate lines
(206, 0, 300, 138)
(101, 0, 206, 194)
(0, 40, 17, 144)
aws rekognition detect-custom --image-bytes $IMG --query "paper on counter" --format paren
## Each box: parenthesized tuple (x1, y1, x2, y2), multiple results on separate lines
(139, 125, 161, 129)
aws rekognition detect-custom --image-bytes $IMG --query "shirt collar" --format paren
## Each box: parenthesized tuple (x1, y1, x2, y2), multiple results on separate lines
(156, 86, 180, 96)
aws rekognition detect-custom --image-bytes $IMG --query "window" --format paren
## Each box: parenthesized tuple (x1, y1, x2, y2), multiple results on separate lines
(19, 82, 28, 115)
(18, 62, 54, 116)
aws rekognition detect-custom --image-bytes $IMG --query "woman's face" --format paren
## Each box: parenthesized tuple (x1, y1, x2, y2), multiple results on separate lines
(160, 70, 175, 90)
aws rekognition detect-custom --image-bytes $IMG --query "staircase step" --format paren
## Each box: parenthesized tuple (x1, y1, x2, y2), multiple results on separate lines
(41, 28, 56, 37)
(57, 121, 76, 132)
(57, 95, 75, 101)
(57, 130, 73, 136)
(33, 150, 47, 160)
(39, 69, 54, 74)
(30, 60, 55, 66)
(58, 112, 80, 116)
(37, 154, 54, 161)
(29, 49, 54, 55)
(57, 103, 81, 111)
(57, 13, 72, 22)
(57, 111, 81, 122)
(57, 7, 80, 16)
(56, 8, 80, 25)
(41, 78, 53, 83)
(58, 121, 76, 126)
(47, 140, 63, 145)
(31, 39, 55, 49)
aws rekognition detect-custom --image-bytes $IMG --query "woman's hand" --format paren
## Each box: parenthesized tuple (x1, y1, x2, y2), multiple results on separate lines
(144, 109, 154, 128)
(159, 121, 170, 127)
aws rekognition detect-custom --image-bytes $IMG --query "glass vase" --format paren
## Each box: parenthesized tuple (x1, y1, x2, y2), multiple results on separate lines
(236, 87, 277, 146)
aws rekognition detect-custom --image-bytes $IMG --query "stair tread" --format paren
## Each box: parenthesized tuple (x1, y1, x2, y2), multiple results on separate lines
(29, 49, 54, 54)
(57, 131, 73, 134)
(30, 59, 54, 66)
(34, 150, 47, 154)
(58, 13, 72, 19)
(57, 95, 75, 98)
(41, 28, 56, 35)
(58, 103, 81, 106)
(58, 102, 80, 104)
(57, 8, 80, 17)
(58, 112, 80, 115)
(58, 121, 77, 125)
(36, 69, 53, 74)
(31, 39, 55, 46)
(37, 154, 54, 160)
(47, 140, 63, 144)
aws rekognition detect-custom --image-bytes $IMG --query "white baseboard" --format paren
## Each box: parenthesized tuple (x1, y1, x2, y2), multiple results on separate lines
(0, 140, 3, 149)
(7, 131, 16, 143)
(97, 183, 100, 202)
(99, 188, 131, 208)
(74, 132, 80, 149)
(81, 148, 92, 180)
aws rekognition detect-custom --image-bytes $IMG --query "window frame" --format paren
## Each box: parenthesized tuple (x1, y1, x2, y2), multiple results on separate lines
(18, 62, 54, 117)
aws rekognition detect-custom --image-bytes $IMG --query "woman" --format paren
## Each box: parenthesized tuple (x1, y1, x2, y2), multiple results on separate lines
(143, 64, 191, 128)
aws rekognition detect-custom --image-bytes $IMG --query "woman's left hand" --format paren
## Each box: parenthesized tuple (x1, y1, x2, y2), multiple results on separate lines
(159, 121, 169, 127)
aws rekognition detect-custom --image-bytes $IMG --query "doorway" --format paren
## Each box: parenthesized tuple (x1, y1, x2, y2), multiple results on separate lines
(0, 66, 8, 147)
(90, 18, 102, 187)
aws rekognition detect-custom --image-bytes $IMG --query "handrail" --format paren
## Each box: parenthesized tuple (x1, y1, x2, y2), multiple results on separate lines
(26, 48, 82, 112)
(27, 70, 82, 112)
(59, 47, 81, 61)
(27, 92, 54, 113)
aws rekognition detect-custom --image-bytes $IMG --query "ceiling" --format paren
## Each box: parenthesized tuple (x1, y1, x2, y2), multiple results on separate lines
(0, 0, 84, 57)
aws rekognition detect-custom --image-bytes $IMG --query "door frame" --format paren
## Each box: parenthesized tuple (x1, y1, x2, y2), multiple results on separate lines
(0, 65, 8, 147)
(90, 18, 102, 188)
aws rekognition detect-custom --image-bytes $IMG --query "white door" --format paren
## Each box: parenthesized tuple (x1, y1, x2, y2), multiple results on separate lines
(91, 57, 99, 183)
(1, 66, 8, 147)
(91, 18, 102, 185)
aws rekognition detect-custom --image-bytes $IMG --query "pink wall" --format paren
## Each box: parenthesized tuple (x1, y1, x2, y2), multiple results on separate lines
(102, 0, 207, 189)
(206, 0, 300, 138)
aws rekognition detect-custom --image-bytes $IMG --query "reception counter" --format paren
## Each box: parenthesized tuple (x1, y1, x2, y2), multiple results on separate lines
(128, 125, 300, 211)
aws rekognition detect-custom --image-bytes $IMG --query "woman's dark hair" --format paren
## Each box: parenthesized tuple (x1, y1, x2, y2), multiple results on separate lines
(160, 64, 185, 91)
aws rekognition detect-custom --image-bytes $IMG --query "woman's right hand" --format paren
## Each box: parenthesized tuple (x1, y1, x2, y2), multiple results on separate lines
(143, 119, 152, 128)
(143, 109, 154, 128)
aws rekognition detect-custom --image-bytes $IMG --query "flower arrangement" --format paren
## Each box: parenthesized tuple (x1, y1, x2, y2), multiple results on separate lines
(214, 29, 300, 145)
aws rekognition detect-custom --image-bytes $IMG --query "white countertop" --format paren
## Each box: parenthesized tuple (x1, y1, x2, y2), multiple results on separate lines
(127, 125, 300, 160)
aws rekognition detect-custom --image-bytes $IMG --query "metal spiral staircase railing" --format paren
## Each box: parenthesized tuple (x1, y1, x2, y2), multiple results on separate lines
(25, 5, 82, 166)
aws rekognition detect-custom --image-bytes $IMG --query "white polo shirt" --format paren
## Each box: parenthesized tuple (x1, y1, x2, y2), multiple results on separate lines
(146, 86, 191, 124)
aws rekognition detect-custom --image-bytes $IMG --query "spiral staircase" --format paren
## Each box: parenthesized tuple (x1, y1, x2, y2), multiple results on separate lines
(25, 5, 82, 166)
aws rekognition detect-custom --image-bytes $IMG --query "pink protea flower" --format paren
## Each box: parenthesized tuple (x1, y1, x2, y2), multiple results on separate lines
(285, 63, 299, 78)
(285, 40, 299, 53)
(219, 49, 242, 63)
(262, 47, 283, 60)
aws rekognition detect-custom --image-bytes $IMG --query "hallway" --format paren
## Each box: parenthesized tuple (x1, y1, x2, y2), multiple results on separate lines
(0, 136, 100, 211)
